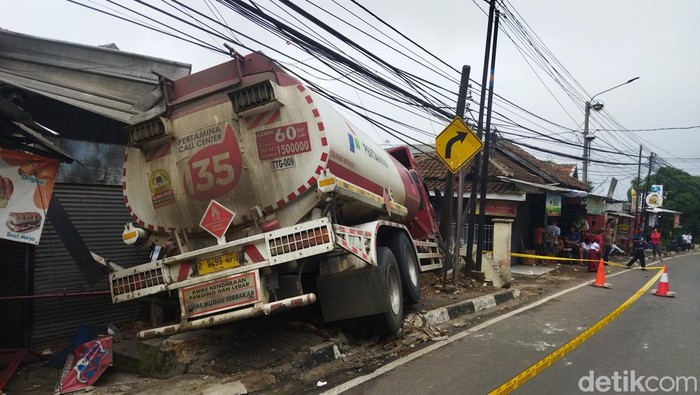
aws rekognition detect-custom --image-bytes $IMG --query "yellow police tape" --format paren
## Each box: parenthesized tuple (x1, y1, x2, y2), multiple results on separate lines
(488, 265, 663, 395)
(511, 252, 631, 269)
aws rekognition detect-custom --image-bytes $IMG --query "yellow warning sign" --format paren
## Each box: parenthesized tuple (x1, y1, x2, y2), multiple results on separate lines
(435, 117, 483, 173)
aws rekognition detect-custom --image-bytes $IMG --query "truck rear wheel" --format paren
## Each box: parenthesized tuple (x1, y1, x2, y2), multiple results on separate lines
(389, 233, 421, 305)
(373, 247, 404, 336)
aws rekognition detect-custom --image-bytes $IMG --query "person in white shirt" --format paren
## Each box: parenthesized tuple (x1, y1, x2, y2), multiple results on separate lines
(687, 233, 693, 250)
(587, 238, 601, 272)
(590, 240, 600, 259)
(682, 233, 691, 251)
(580, 239, 590, 264)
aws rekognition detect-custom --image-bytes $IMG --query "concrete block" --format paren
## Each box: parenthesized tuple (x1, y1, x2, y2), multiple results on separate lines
(306, 342, 340, 367)
(423, 307, 450, 327)
(138, 338, 188, 378)
(472, 295, 497, 312)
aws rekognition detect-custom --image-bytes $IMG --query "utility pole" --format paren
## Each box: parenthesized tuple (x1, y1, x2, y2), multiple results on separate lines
(633, 145, 642, 233)
(446, 65, 471, 287)
(465, 0, 496, 272)
(440, 65, 471, 286)
(582, 101, 592, 185)
(476, 10, 500, 271)
(582, 77, 639, 184)
(641, 152, 655, 233)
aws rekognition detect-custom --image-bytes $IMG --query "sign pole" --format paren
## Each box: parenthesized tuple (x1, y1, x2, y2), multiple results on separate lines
(438, 174, 454, 285)
(434, 78, 482, 288)
(451, 66, 471, 286)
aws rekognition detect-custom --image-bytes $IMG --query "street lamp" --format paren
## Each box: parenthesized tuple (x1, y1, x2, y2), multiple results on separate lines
(582, 77, 639, 184)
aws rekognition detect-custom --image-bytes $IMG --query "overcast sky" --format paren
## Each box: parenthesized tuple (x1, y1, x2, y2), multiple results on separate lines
(2, 0, 699, 200)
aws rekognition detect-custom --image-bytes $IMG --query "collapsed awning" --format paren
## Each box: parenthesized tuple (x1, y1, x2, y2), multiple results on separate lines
(497, 176, 588, 198)
(0, 29, 191, 124)
(0, 96, 73, 162)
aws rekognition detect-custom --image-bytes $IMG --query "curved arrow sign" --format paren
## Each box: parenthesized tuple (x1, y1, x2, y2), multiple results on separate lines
(445, 131, 467, 159)
(435, 117, 483, 173)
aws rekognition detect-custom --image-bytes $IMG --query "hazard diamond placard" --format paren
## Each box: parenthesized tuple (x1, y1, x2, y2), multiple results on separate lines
(199, 200, 236, 240)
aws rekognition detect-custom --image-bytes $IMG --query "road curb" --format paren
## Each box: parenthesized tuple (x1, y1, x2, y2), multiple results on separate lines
(417, 289, 521, 328)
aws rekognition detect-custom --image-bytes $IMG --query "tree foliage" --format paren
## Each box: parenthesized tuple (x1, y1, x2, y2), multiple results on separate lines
(647, 167, 700, 238)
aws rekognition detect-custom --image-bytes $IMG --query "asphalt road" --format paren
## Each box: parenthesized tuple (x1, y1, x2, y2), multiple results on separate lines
(326, 253, 699, 394)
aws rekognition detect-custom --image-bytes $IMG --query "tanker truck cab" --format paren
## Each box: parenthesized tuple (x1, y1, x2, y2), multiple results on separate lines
(112, 51, 444, 339)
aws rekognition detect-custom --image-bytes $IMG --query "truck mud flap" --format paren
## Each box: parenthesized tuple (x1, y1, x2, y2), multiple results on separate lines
(316, 266, 385, 322)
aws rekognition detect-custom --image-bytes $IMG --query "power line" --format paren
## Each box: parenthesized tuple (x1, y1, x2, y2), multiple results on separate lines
(595, 125, 700, 132)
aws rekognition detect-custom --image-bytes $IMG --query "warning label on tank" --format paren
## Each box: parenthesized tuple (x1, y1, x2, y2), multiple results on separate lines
(148, 169, 176, 209)
(181, 272, 259, 318)
(256, 122, 311, 160)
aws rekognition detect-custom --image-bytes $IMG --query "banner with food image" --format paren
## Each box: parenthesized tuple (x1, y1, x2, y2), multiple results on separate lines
(0, 149, 59, 245)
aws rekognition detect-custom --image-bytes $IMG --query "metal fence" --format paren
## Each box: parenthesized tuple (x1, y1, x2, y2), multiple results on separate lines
(451, 223, 494, 252)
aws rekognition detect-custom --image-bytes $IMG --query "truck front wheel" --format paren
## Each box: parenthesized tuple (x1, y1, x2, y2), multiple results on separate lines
(373, 247, 404, 336)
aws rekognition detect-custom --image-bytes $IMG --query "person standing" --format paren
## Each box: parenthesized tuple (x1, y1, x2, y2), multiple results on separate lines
(544, 219, 561, 258)
(627, 231, 647, 270)
(602, 223, 616, 263)
(580, 237, 591, 265)
(689, 233, 693, 250)
(649, 228, 662, 261)
(683, 232, 693, 251)
(681, 232, 691, 251)
(594, 229, 604, 264)
(532, 225, 545, 256)
(588, 237, 601, 272)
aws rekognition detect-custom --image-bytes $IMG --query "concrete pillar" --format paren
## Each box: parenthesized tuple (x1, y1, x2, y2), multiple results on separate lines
(492, 219, 513, 285)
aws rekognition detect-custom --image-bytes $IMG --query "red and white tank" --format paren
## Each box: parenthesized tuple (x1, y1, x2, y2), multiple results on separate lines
(122, 52, 421, 234)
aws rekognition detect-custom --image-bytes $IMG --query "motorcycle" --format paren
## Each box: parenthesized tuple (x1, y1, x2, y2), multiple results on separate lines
(609, 243, 625, 257)
(667, 238, 681, 253)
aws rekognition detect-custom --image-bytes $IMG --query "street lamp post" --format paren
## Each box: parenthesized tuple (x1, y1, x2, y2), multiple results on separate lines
(582, 77, 639, 184)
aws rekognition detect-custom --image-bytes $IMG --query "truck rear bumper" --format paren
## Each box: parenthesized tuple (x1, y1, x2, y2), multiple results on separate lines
(137, 293, 317, 339)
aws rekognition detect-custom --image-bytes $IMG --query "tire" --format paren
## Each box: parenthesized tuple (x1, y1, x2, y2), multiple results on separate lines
(388, 233, 421, 305)
(373, 247, 404, 336)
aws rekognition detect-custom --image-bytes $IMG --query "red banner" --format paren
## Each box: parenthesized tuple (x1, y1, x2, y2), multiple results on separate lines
(0, 149, 59, 245)
(475, 200, 517, 217)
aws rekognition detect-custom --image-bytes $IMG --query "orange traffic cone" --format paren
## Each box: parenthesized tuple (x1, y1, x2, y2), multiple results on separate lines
(591, 258, 611, 288)
(652, 266, 676, 297)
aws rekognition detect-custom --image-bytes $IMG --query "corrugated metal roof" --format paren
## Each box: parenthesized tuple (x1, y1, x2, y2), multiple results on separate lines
(413, 136, 588, 197)
(0, 29, 191, 124)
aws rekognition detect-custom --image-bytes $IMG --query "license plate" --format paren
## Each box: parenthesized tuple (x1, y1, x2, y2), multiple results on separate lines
(197, 251, 241, 275)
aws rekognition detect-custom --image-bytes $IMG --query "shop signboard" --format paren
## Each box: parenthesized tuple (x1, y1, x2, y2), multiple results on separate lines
(545, 193, 561, 216)
(475, 200, 517, 217)
(0, 149, 59, 245)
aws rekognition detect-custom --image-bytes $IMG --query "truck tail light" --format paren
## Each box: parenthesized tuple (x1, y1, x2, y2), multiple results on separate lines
(125, 116, 172, 149)
(229, 80, 280, 116)
(111, 268, 165, 296)
(269, 226, 330, 256)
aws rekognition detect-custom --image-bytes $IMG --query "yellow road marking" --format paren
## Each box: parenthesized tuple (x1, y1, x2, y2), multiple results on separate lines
(489, 267, 664, 394)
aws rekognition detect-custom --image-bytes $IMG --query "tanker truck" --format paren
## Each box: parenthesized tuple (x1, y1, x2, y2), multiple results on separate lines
(111, 51, 445, 339)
